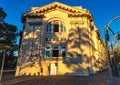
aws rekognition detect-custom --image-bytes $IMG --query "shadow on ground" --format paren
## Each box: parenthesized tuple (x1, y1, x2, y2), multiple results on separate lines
(1, 70, 120, 85)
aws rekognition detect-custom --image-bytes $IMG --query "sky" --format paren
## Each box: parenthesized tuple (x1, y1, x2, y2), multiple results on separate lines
(0, 0, 120, 40)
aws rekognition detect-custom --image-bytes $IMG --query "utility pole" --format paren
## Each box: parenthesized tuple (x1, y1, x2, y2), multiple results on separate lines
(104, 16, 120, 85)
(104, 26, 113, 85)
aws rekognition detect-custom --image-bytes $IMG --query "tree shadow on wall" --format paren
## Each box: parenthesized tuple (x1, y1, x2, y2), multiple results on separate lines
(62, 27, 96, 74)
(17, 21, 102, 76)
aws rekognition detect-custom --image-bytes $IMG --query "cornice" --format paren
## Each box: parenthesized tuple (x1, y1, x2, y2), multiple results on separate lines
(21, 13, 45, 23)
(28, 2, 83, 13)
(21, 2, 93, 23)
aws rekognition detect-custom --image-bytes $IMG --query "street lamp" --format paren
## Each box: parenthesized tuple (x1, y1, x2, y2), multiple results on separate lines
(104, 16, 120, 85)
(104, 26, 113, 85)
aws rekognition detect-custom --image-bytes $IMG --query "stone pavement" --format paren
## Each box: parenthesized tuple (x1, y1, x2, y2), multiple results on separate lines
(1, 70, 120, 85)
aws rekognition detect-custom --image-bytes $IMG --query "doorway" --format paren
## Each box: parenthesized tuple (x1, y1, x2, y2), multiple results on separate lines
(50, 63, 57, 75)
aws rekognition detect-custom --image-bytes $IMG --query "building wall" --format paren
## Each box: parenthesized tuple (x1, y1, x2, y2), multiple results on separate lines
(90, 27, 107, 74)
(16, 2, 107, 76)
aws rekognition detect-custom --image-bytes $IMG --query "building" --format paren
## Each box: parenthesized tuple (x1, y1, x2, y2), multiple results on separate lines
(15, 2, 107, 76)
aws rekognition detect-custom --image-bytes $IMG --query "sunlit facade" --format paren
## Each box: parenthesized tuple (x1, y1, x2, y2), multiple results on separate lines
(16, 2, 107, 76)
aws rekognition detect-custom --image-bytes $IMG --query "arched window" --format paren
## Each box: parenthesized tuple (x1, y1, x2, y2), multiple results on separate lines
(46, 23, 52, 33)
(60, 23, 66, 32)
(46, 21, 66, 33)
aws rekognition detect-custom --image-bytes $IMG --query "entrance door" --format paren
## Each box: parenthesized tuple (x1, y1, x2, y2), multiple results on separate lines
(50, 63, 57, 75)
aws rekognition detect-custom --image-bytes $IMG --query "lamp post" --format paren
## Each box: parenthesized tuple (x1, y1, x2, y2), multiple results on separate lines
(104, 16, 120, 85)
(104, 26, 113, 85)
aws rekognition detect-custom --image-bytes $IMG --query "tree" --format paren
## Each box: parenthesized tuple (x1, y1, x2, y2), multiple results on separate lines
(0, 7, 6, 22)
(0, 7, 19, 68)
(114, 47, 120, 64)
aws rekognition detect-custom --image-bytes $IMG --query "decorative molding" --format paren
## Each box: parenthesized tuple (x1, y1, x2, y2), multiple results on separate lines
(22, 14, 45, 23)
(21, 2, 93, 23)
(70, 20, 84, 25)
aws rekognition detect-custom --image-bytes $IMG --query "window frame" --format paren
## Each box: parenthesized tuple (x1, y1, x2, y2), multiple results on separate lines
(45, 46, 51, 57)
(61, 46, 67, 57)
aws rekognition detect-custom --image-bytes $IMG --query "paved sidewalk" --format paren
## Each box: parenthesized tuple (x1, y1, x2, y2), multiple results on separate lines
(1, 70, 120, 85)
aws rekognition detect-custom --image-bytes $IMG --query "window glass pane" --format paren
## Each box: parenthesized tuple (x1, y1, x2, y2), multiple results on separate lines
(45, 38, 51, 41)
(46, 25, 48, 32)
(46, 23, 52, 33)
(45, 46, 51, 57)
(63, 26, 66, 32)
(53, 46, 58, 50)
(61, 23, 64, 32)
(62, 50, 66, 57)
(61, 46, 66, 57)
(62, 46, 66, 49)
(45, 38, 48, 41)
(29, 22, 34, 26)
(46, 51, 51, 57)
(61, 23, 66, 32)
(53, 24, 59, 32)
(49, 24, 52, 32)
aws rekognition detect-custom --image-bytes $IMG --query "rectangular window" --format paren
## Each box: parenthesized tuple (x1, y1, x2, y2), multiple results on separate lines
(45, 51, 51, 57)
(61, 46, 66, 57)
(53, 50, 59, 57)
(53, 46, 59, 57)
(62, 50, 66, 57)
(45, 46, 51, 57)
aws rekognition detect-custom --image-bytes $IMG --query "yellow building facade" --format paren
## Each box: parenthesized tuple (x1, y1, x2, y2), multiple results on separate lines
(16, 2, 107, 76)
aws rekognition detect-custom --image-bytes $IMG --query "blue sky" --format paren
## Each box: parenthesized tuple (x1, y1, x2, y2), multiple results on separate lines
(0, 0, 120, 40)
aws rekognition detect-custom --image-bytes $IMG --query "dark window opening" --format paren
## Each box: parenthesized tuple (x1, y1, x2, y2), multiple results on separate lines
(45, 38, 51, 41)
(53, 24, 59, 32)
(45, 38, 48, 41)
(53, 50, 59, 57)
